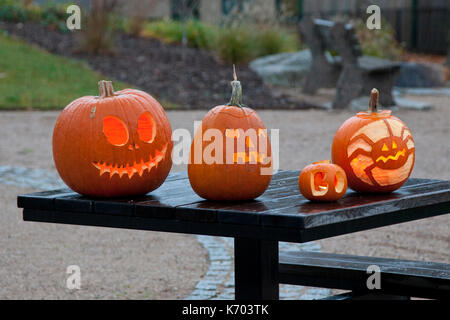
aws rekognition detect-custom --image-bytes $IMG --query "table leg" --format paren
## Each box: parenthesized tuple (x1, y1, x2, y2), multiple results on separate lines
(234, 237, 279, 300)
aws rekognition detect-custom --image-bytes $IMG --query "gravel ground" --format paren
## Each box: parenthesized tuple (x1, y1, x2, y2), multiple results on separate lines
(0, 94, 449, 299)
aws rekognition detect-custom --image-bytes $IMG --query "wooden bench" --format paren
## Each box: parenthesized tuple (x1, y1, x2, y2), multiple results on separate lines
(300, 18, 402, 109)
(279, 251, 450, 300)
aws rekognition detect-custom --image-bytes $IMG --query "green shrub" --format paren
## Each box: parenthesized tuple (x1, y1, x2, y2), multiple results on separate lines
(255, 27, 300, 57)
(143, 19, 217, 49)
(0, 1, 27, 22)
(143, 19, 183, 43)
(215, 26, 256, 64)
(354, 19, 403, 61)
(40, 7, 68, 31)
(0, 0, 70, 31)
(144, 19, 300, 63)
(24, 4, 42, 22)
(39, 2, 72, 32)
(185, 19, 217, 49)
(216, 25, 300, 64)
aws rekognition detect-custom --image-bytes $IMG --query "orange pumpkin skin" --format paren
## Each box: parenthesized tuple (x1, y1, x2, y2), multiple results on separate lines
(188, 105, 272, 201)
(299, 160, 347, 202)
(332, 110, 415, 193)
(53, 81, 173, 197)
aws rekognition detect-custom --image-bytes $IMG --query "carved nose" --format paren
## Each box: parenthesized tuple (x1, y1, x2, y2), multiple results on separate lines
(128, 143, 140, 151)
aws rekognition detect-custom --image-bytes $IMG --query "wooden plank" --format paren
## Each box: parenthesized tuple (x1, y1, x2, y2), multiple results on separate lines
(298, 201, 450, 243)
(181, 178, 442, 227)
(135, 180, 203, 219)
(302, 182, 450, 228)
(260, 178, 439, 218)
(174, 205, 218, 223)
(260, 181, 450, 229)
(22, 208, 304, 242)
(17, 188, 75, 210)
(94, 198, 137, 216)
(176, 172, 300, 225)
(145, 170, 298, 223)
(181, 190, 302, 226)
(281, 251, 450, 274)
(269, 170, 298, 181)
(54, 194, 93, 213)
(17, 171, 187, 213)
(279, 251, 450, 299)
(220, 195, 303, 226)
(93, 176, 197, 217)
(134, 201, 172, 219)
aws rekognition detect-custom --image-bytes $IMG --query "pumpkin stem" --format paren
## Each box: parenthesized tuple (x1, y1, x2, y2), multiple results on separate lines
(98, 80, 115, 98)
(368, 88, 379, 113)
(227, 65, 245, 108)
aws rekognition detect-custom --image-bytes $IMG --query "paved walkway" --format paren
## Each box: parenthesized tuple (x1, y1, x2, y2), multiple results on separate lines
(1, 165, 330, 300)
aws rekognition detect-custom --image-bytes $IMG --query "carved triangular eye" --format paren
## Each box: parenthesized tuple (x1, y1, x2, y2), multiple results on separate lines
(382, 143, 389, 151)
(138, 112, 156, 144)
(392, 141, 397, 149)
(103, 116, 129, 146)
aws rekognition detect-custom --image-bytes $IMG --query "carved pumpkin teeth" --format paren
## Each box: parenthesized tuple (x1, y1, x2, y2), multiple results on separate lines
(100, 166, 109, 176)
(376, 148, 406, 163)
(92, 144, 168, 179)
(118, 167, 127, 178)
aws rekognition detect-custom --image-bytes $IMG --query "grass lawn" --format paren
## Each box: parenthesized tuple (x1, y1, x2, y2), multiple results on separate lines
(0, 31, 131, 110)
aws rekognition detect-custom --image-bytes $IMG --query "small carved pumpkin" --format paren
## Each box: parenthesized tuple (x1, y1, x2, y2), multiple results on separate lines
(53, 81, 173, 197)
(188, 68, 272, 201)
(332, 89, 415, 193)
(298, 160, 347, 201)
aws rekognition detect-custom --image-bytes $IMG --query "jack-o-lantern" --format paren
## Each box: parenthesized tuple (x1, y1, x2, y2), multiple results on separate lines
(298, 160, 347, 201)
(188, 68, 272, 201)
(53, 80, 173, 197)
(332, 89, 415, 193)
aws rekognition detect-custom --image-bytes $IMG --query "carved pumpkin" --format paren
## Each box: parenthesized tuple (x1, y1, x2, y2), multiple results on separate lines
(332, 89, 415, 193)
(299, 160, 347, 201)
(188, 68, 272, 201)
(53, 80, 173, 197)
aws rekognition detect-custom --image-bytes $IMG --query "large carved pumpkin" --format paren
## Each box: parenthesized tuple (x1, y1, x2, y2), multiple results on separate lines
(332, 89, 415, 193)
(188, 69, 272, 200)
(53, 80, 173, 197)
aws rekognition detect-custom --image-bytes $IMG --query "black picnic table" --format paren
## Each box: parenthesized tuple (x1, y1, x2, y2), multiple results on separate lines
(17, 170, 450, 299)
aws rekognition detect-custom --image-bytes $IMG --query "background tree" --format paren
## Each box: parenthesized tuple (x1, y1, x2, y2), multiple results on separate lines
(81, 0, 118, 54)
(126, 0, 160, 37)
(172, 0, 200, 47)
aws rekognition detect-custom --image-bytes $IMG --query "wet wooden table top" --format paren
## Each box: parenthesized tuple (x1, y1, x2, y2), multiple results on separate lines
(18, 171, 450, 243)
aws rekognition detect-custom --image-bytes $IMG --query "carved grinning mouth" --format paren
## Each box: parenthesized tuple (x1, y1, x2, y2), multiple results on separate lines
(92, 144, 167, 179)
(375, 149, 406, 163)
